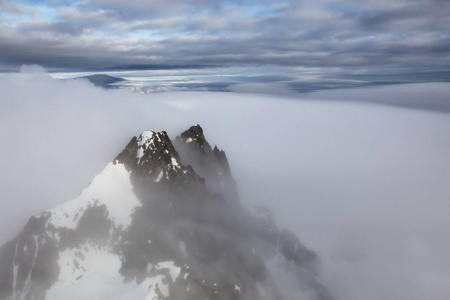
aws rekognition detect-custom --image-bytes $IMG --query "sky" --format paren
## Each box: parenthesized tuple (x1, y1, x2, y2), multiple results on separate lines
(1, 68, 450, 300)
(1, 0, 450, 91)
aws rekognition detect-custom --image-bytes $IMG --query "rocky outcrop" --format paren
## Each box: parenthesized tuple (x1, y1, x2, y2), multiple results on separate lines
(115, 130, 204, 192)
(173, 124, 238, 201)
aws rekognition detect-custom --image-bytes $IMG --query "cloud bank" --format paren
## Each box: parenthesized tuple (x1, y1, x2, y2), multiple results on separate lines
(1, 67, 450, 300)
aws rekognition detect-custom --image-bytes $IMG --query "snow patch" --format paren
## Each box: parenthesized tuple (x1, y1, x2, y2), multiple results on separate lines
(137, 131, 156, 162)
(47, 244, 154, 300)
(55, 244, 119, 285)
(171, 157, 180, 169)
(155, 261, 181, 282)
(235, 284, 241, 294)
(154, 170, 164, 182)
(48, 163, 141, 230)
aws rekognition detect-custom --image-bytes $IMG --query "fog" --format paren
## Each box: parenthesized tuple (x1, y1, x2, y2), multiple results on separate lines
(1, 66, 450, 300)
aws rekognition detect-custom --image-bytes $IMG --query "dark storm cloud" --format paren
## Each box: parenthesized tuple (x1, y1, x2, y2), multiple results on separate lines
(1, 0, 450, 82)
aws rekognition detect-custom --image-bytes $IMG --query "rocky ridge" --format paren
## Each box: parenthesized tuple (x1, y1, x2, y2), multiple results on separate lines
(0, 124, 331, 300)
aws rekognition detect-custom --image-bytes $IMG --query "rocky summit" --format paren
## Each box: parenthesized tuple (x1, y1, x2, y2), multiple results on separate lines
(0, 125, 332, 300)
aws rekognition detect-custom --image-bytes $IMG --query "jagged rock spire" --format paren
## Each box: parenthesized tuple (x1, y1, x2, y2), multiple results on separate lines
(174, 124, 238, 200)
(115, 130, 205, 194)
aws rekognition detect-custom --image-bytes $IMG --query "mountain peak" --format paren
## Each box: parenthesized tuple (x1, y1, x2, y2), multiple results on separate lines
(0, 125, 332, 300)
(178, 124, 209, 150)
(174, 125, 236, 200)
(115, 129, 204, 192)
(182, 123, 204, 137)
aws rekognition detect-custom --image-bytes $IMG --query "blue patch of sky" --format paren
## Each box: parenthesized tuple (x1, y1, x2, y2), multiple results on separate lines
(0, 13, 24, 27)
(9, 0, 73, 24)
(40, 7, 57, 23)
(128, 30, 165, 41)
(240, 2, 284, 18)
(14, 0, 81, 7)
(1, 2, 54, 28)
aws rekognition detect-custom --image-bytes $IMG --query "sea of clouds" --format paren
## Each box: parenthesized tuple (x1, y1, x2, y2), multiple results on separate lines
(1, 65, 449, 300)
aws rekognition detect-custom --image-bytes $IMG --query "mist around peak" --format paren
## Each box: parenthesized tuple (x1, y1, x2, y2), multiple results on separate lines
(0, 67, 449, 300)
(0, 124, 330, 300)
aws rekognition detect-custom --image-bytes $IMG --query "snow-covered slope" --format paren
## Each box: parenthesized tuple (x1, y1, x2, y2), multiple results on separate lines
(48, 162, 140, 231)
(0, 125, 331, 300)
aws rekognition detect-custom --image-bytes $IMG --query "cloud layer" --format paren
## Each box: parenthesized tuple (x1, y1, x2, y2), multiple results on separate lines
(1, 67, 450, 300)
(1, 0, 450, 84)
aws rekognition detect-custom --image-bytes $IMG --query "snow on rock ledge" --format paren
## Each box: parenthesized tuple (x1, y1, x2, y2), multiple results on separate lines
(137, 131, 156, 163)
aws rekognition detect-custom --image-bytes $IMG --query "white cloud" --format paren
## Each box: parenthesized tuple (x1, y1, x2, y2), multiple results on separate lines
(1, 67, 450, 300)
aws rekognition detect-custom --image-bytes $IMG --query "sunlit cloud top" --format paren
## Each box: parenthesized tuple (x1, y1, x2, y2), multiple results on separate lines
(0, 0, 449, 75)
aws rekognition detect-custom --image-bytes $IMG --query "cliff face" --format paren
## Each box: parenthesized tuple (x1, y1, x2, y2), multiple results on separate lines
(0, 125, 331, 300)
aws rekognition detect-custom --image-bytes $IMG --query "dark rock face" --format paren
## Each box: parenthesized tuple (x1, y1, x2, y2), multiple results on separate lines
(116, 130, 205, 195)
(0, 125, 331, 300)
(173, 124, 238, 201)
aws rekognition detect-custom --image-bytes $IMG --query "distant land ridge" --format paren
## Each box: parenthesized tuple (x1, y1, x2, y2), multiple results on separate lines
(78, 74, 125, 88)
